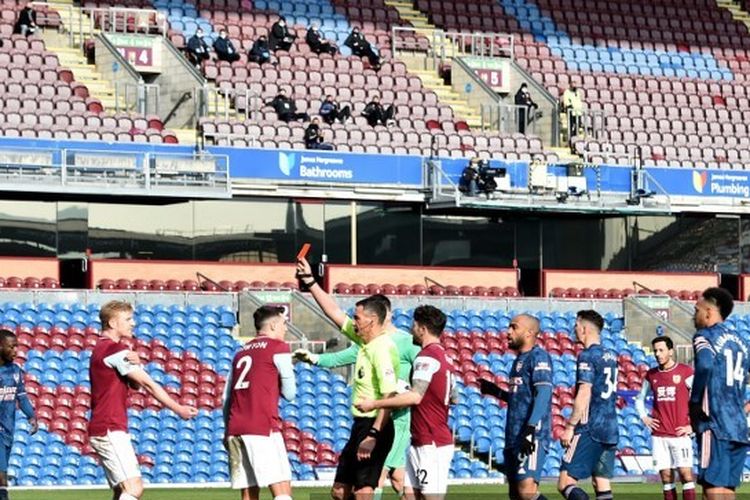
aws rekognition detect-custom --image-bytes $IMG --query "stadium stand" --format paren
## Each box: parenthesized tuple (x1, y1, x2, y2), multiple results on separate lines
(155, 0, 556, 160)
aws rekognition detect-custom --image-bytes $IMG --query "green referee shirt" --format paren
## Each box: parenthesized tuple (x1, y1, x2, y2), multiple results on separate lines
(337, 317, 400, 418)
(319, 321, 421, 422)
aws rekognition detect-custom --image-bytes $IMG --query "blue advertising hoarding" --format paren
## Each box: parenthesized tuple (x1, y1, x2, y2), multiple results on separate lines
(208, 146, 424, 186)
(3, 136, 750, 202)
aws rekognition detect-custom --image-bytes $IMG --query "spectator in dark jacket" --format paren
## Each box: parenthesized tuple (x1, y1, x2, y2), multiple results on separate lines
(14, 5, 37, 37)
(344, 27, 381, 69)
(269, 16, 296, 52)
(306, 24, 337, 55)
(514, 83, 539, 134)
(319, 95, 351, 125)
(267, 89, 310, 123)
(248, 35, 273, 65)
(186, 28, 210, 67)
(304, 117, 334, 150)
(213, 29, 240, 63)
(362, 95, 395, 127)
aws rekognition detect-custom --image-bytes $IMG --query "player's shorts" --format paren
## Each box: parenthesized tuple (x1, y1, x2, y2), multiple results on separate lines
(89, 431, 141, 487)
(227, 432, 292, 489)
(652, 435, 693, 471)
(697, 429, 749, 489)
(334, 416, 395, 489)
(0, 441, 11, 472)
(561, 431, 616, 481)
(502, 444, 548, 484)
(404, 443, 453, 495)
(385, 415, 410, 470)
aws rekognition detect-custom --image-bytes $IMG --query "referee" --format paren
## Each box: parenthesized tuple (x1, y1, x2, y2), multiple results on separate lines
(297, 268, 399, 500)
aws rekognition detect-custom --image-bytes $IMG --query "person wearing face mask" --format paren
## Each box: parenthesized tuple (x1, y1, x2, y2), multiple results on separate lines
(362, 95, 395, 127)
(306, 24, 337, 55)
(319, 95, 351, 125)
(266, 88, 310, 123)
(214, 29, 240, 63)
(344, 26, 381, 70)
(515, 83, 539, 134)
(248, 34, 273, 65)
(269, 16, 296, 52)
(186, 28, 210, 68)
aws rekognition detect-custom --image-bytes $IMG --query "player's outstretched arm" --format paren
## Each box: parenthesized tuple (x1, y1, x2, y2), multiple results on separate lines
(316, 344, 359, 368)
(356, 381, 427, 412)
(127, 368, 198, 419)
(274, 352, 297, 401)
(296, 257, 347, 327)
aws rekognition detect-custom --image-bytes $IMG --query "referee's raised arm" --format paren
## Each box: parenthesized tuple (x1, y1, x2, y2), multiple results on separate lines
(296, 256, 347, 327)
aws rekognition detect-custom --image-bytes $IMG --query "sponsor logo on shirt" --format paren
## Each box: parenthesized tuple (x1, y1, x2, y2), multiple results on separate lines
(672, 374, 681, 384)
(0, 386, 17, 402)
(535, 361, 551, 371)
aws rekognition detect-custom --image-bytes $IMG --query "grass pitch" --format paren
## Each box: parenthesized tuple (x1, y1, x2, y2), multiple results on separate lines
(13, 483, 750, 499)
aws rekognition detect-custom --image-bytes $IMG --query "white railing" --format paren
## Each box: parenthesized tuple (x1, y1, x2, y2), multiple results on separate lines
(194, 86, 262, 122)
(392, 26, 513, 62)
(33, 3, 166, 50)
(113, 82, 160, 115)
(480, 103, 542, 135)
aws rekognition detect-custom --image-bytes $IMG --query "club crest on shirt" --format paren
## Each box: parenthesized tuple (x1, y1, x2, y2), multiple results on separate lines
(12, 372, 19, 384)
(672, 374, 681, 384)
(358, 367, 365, 379)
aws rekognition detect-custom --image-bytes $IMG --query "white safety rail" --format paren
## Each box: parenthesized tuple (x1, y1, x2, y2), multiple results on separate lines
(392, 26, 514, 62)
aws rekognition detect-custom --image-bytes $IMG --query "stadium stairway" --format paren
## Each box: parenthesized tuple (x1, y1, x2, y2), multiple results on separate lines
(41, 16, 125, 112)
(718, 0, 750, 31)
(386, 1, 483, 129)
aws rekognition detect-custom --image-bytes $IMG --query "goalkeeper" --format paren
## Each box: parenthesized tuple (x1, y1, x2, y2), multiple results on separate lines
(294, 257, 419, 497)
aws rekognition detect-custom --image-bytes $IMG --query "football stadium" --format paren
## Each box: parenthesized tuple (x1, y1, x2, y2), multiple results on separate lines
(1, 0, 750, 497)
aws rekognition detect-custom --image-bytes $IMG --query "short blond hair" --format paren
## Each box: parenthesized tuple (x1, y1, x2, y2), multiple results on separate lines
(99, 300, 134, 330)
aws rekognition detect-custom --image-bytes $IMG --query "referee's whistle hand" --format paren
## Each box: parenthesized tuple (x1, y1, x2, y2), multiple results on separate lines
(357, 436, 376, 461)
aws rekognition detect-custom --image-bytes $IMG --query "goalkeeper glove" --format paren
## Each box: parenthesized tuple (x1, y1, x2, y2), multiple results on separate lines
(293, 349, 319, 364)
(519, 424, 536, 458)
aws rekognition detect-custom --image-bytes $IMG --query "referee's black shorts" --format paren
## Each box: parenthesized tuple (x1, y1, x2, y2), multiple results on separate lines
(334, 416, 395, 489)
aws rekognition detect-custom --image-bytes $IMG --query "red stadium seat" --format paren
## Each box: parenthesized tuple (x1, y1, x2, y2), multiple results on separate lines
(98, 279, 116, 290)
(334, 282, 351, 294)
(131, 279, 149, 290)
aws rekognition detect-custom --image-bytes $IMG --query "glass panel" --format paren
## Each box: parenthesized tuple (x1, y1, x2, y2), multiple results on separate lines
(423, 215, 515, 267)
(0, 201, 57, 256)
(357, 203, 421, 265)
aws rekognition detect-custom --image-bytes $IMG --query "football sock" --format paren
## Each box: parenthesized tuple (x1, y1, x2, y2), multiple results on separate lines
(119, 494, 137, 500)
(273, 496, 292, 500)
(373, 488, 383, 500)
(663, 483, 677, 500)
(683, 482, 696, 500)
(562, 485, 589, 500)
(595, 490, 613, 500)
(0, 486, 7, 500)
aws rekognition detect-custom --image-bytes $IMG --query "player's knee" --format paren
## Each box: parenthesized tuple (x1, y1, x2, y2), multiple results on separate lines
(121, 477, 143, 498)
(331, 484, 347, 500)
(0, 471, 8, 486)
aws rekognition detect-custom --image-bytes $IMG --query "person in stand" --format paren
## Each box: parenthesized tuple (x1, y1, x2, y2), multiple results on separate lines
(14, 4, 37, 37)
(186, 28, 210, 68)
(304, 117, 334, 150)
(515, 83, 539, 134)
(319, 95, 351, 125)
(248, 35, 273, 65)
(269, 16, 296, 52)
(344, 26, 381, 70)
(306, 24, 337, 55)
(362, 95, 395, 127)
(214, 29, 240, 63)
(267, 89, 310, 123)
(562, 83, 584, 141)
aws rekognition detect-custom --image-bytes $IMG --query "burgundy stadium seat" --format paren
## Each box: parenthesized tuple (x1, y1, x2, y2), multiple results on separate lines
(98, 279, 116, 290)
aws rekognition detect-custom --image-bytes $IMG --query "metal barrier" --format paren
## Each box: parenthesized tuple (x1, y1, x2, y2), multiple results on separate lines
(392, 26, 513, 65)
(33, 3, 166, 50)
(194, 86, 261, 122)
(201, 133, 261, 148)
(563, 108, 607, 144)
(480, 103, 540, 134)
(113, 82, 160, 115)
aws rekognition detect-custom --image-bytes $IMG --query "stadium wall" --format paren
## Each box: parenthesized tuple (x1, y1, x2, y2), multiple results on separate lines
(0, 257, 59, 280)
(326, 264, 518, 290)
(541, 270, 719, 296)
